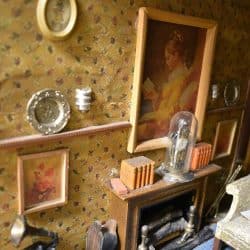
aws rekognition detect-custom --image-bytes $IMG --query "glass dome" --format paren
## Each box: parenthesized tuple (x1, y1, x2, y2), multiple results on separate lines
(165, 111, 198, 176)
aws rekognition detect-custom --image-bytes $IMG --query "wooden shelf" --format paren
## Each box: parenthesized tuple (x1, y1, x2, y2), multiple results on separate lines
(0, 121, 131, 149)
(109, 164, 221, 201)
(207, 105, 245, 114)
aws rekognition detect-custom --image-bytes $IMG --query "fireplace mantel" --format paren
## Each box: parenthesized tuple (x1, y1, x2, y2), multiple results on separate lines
(108, 164, 221, 250)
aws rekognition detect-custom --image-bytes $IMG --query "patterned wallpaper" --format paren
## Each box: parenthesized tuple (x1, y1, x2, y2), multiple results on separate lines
(0, 0, 249, 249)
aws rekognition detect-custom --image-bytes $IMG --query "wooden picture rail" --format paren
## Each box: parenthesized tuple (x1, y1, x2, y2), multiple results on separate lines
(0, 121, 131, 149)
(207, 105, 246, 114)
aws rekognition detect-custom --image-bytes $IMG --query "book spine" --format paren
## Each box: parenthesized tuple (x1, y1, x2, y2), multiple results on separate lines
(136, 166, 142, 189)
(141, 165, 146, 187)
(207, 145, 212, 164)
(149, 163, 154, 185)
(201, 145, 206, 167)
(120, 162, 137, 190)
(198, 145, 203, 169)
(190, 147, 199, 171)
(204, 145, 209, 166)
(145, 164, 150, 185)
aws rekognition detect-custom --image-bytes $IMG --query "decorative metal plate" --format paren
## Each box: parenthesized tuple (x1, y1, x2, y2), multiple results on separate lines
(26, 89, 70, 135)
(224, 81, 240, 106)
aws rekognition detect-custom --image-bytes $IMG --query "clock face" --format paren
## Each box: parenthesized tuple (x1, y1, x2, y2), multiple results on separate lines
(35, 98, 60, 124)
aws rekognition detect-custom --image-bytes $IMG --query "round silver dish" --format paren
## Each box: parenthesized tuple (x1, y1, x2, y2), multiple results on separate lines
(224, 81, 240, 106)
(26, 89, 70, 135)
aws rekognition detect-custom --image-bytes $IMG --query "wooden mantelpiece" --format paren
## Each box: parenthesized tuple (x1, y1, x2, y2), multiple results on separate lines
(109, 164, 221, 250)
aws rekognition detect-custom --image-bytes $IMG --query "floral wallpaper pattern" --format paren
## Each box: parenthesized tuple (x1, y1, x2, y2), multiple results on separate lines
(0, 0, 249, 249)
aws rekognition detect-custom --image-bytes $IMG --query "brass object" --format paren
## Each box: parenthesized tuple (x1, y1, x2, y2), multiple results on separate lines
(26, 89, 70, 135)
(10, 214, 58, 248)
(10, 215, 26, 247)
(206, 163, 243, 218)
(178, 206, 196, 244)
(138, 225, 149, 250)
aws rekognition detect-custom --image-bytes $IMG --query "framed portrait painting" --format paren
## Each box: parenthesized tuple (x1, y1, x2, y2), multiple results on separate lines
(37, 0, 77, 40)
(212, 120, 238, 160)
(17, 149, 69, 215)
(128, 7, 217, 153)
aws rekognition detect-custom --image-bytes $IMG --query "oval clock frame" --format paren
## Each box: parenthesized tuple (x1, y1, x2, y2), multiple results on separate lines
(36, 0, 77, 41)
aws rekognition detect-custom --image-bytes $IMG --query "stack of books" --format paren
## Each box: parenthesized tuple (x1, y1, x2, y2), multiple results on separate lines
(190, 143, 212, 171)
(120, 156, 155, 190)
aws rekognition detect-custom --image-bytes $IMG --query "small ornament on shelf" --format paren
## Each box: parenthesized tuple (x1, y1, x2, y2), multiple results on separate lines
(158, 111, 198, 183)
(120, 156, 155, 190)
(190, 143, 212, 171)
(110, 178, 128, 195)
(75, 87, 92, 112)
(211, 84, 219, 100)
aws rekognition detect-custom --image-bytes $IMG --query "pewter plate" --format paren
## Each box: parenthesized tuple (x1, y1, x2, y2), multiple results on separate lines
(224, 82, 240, 106)
(26, 89, 70, 135)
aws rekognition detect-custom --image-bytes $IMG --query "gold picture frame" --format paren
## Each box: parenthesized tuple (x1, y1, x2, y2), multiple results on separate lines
(128, 7, 217, 153)
(36, 0, 77, 41)
(212, 120, 238, 160)
(17, 149, 69, 215)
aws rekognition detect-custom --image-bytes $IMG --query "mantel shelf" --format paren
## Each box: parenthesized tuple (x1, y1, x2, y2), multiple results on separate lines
(0, 121, 131, 149)
(108, 164, 221, 201)
(206, 104, 246, 114)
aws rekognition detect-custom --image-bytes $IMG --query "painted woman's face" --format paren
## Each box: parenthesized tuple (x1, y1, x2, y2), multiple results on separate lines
(164, 42, 182, 71)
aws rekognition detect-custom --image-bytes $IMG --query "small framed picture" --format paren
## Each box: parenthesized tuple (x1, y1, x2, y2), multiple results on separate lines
(17, 149, 69, 214)
(36, 0, 77, 40)
(128, 7, 217, 153)
(212, 120, 238, 159)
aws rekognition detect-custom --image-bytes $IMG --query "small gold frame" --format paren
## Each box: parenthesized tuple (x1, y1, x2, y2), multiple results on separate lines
(17, 149, 69, 215)
(36, 0, 77, 41)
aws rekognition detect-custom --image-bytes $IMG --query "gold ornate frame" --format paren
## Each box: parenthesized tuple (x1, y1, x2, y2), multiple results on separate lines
(127, 7, 217, 153)
(36, 0, 77, 41)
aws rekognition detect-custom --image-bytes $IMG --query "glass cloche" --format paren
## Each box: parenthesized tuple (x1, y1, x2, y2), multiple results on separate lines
(164, 111, 198, 181)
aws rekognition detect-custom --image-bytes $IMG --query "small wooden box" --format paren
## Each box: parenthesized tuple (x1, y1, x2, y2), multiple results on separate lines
(120, 156, 155, 190)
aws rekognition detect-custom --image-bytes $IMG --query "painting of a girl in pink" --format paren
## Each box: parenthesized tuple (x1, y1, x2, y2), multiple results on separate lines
(138, 20, 206, 142)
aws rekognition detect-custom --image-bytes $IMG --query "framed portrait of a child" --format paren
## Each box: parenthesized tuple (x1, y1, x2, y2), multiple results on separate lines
(17, 149, 69, 214)
(128, 7, 217, 153)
